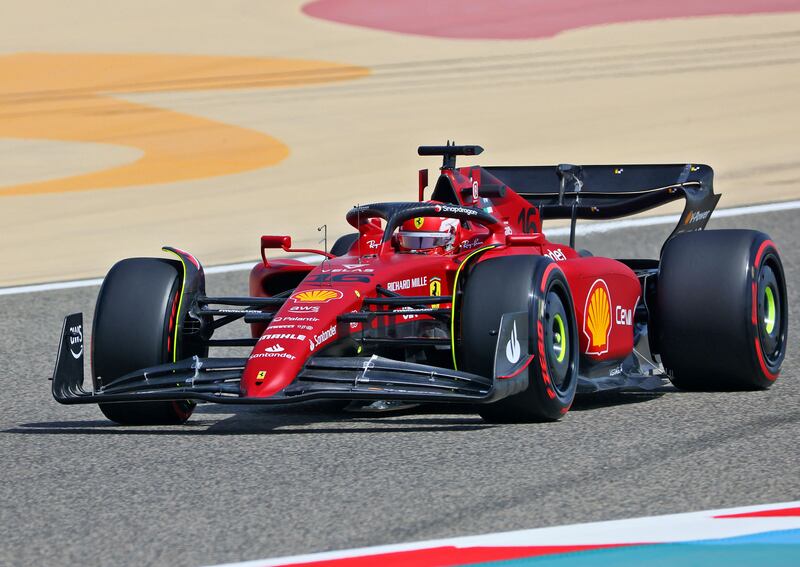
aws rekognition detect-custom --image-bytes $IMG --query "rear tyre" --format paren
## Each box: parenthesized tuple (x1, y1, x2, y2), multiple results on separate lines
(459, 255, 579, 422)
(330, 233, 360, 256)
(93, 258, 196, 424)
(657, 230, 787, 390)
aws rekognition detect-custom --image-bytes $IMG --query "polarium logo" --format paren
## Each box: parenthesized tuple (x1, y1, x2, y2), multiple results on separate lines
(291, 289, 343, 303)
(583, 279, 612, 355)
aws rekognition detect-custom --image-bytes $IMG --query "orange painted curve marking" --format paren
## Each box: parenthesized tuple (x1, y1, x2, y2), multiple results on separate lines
(0, 53, 369, 196)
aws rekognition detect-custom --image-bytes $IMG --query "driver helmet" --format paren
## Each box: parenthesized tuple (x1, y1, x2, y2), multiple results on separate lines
(397, 216, 460, 254)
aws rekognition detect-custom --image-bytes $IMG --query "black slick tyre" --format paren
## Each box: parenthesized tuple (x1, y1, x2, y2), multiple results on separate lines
(458, 255, 579, 422)
(657, 230, 787, 390)
(330, 233, 360, 256)
(93, 258, 195, 424)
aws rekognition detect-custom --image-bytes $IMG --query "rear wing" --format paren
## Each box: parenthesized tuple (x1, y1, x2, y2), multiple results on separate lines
(482, 163, 721, 238)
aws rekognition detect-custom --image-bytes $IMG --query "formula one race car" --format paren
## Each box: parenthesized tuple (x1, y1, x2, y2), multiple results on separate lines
(52, 144, 788, 424)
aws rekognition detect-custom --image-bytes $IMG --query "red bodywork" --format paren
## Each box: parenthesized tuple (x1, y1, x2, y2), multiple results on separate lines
(243, 166, 641, 398)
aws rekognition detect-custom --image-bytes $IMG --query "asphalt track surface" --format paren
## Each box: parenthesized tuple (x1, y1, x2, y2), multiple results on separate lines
(1, 208, 797, 567)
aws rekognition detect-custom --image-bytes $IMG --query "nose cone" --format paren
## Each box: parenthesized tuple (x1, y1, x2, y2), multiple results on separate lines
(241, 286, 362, 397)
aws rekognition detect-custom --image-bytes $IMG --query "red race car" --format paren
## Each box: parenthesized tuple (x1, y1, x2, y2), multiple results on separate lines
(52, 144, 788, 424)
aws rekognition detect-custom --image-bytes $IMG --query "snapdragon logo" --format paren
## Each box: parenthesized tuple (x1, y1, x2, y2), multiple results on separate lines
(433, 204, 478, 216)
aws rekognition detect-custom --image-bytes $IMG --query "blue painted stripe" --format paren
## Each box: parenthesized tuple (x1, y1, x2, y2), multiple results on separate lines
(693, 527, 800, 545)
(461, 529, 800, 567)
(467, 544, 800, 567)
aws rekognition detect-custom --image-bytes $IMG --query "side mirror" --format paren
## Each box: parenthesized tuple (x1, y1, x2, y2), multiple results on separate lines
(260, 235, 335, 266)
(260, 235, 291, 267)
(261, 235, 291, 250)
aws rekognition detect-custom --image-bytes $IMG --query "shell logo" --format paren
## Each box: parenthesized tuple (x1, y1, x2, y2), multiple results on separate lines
(291, 289, 344, 303)
(583, 279, 612, 355)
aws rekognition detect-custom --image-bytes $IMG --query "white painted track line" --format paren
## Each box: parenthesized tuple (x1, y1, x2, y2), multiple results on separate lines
(0, 256, 319, 297)
(2, 199, 798, 297)
(203, 500, 800, 567)
(546, 198, 800, 236)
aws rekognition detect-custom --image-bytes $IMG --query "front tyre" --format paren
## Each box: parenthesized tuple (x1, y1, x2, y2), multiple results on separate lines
(657, 230, 788, 390)
(459, 255, 579, 422)
(93, 258, 196, 424)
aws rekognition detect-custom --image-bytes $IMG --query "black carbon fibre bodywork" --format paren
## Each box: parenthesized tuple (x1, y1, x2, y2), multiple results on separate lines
(52, 313, 529, 406)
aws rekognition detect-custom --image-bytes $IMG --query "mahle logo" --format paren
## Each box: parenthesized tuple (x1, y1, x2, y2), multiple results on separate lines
(583, 279, 612, 355)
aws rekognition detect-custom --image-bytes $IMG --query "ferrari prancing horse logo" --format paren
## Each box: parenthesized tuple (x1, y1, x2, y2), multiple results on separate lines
(414, 217, 425, 229)
(429, 277, 442, 308)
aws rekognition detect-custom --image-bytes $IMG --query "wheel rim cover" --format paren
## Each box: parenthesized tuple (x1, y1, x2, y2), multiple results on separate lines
(764, 286, 776, 335)
(553, 313, 567, 363)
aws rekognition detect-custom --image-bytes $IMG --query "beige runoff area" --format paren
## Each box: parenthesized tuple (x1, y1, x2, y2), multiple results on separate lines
(0, 1, 798, 286)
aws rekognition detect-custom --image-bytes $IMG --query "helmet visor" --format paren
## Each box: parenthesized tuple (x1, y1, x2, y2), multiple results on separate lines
(398, 231, 453, 250)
